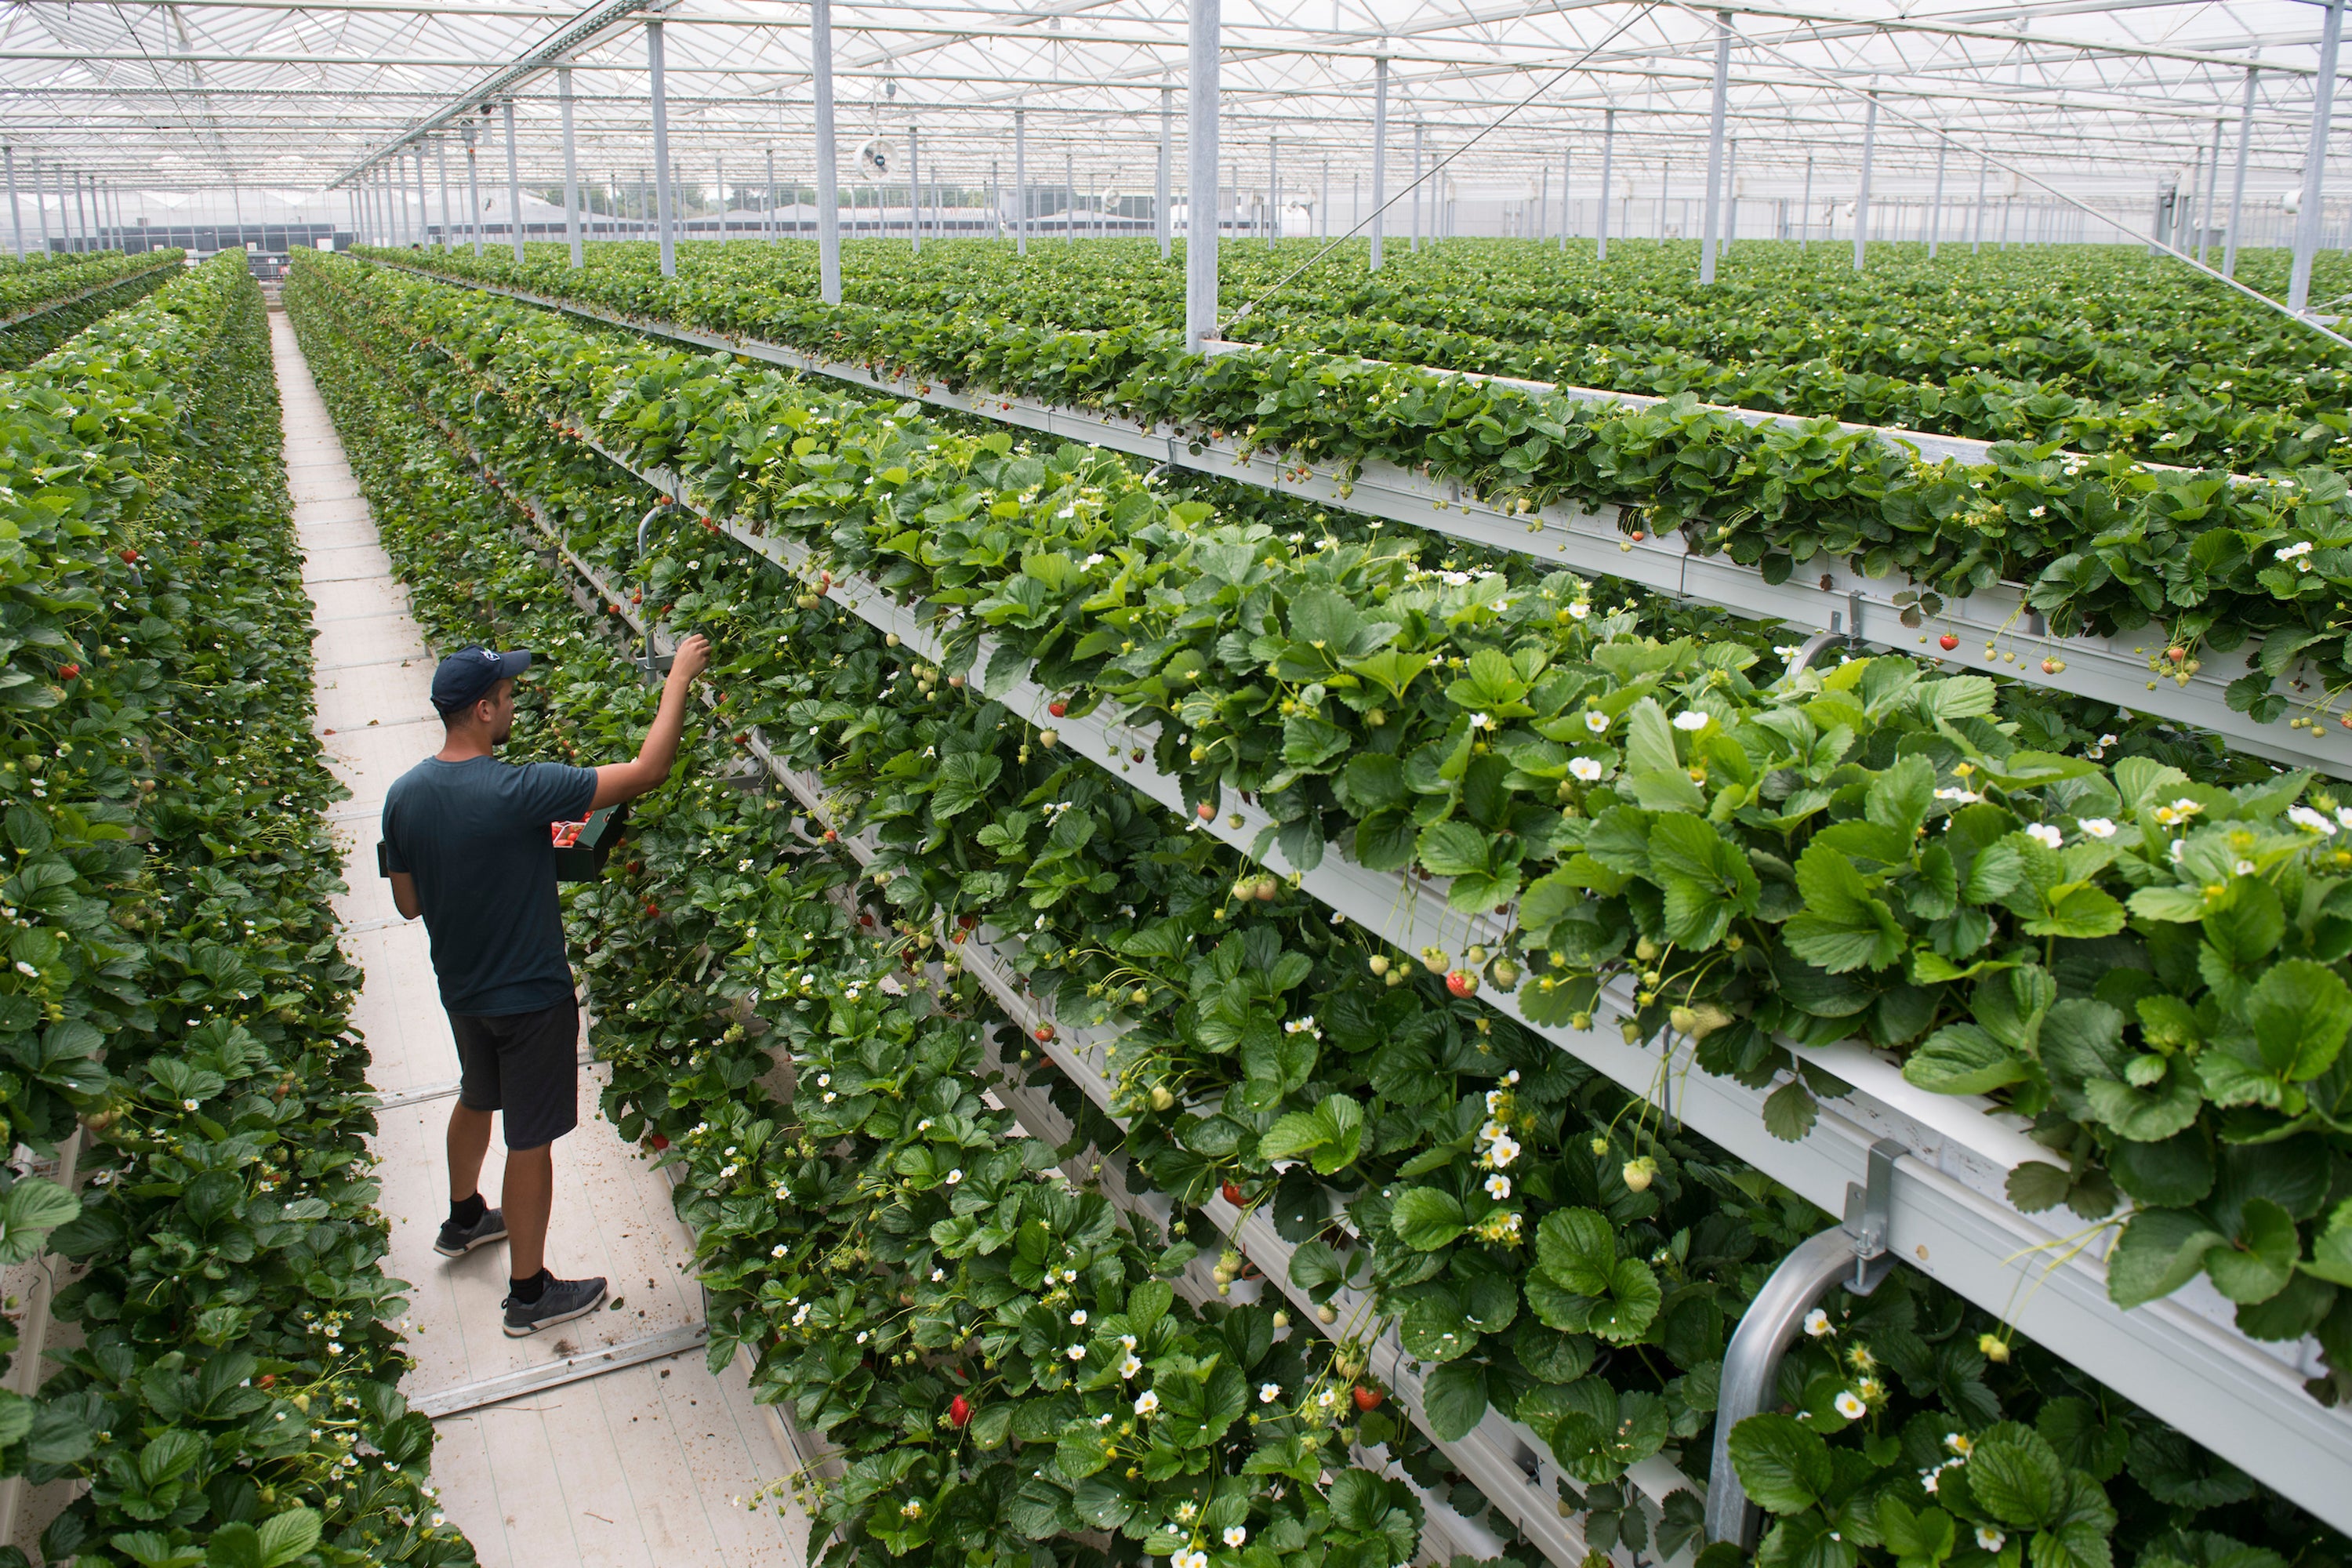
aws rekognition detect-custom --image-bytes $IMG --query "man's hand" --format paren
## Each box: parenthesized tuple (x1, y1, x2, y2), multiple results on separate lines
(667, 633, 711, 688)
(592, 632, 718, 810)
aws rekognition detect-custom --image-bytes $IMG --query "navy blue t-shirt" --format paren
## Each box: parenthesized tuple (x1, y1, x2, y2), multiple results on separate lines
(382, 755, 598, 1017)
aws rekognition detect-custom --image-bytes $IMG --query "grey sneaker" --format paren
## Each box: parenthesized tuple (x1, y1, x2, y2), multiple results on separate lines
(503, 1273, 608, 1338)
(434, 1207, 506, 1258)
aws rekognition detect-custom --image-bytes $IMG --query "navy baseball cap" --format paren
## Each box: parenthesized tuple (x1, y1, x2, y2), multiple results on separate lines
(430, 645, 534, 715)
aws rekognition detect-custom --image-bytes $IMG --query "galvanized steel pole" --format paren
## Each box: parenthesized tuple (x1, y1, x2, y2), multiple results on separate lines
(1853, 89, 1877, 270)
(1700, 9, 1730, 282)
(1014, 108, 1027, 256)
(561, 67, 581, 266)
(464, 124, 482, 256)
(648, 20, 675, 276)
(1156, 85, 1172, 258)
(767, 147, 778, 244)
(1370, 56, 1387, 270)
(1267, 136, 1277, 246)
(7, 148, 22, 260)
(1410, 122, 1422, 252)
(1560, 144, 1570, 251)
(2199, 117, 2223, 265)
(1596, 108, 1613, 261)
(2226, 67, 2258, 279)
(412, 143, 429, 249)
(503, 98, 524, 260)
(907, 125, 920, 252)
(1185, 0, 1219, 350)
(814, 0, 840, 297)
(1927, 133, 1946, 258)
(437, 138, 452, 252)
(1725, 137, 1738, 249)
(2291, 0, 2342, 312)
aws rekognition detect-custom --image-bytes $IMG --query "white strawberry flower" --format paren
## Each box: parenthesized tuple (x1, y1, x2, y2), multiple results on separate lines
(1485, 1173, 1512, 1200)
(1584, 710, 1610, 733)
(1976, 1528, 2006, 1552)
(2289, 805, 2336, 835)
(1569, 757, 1603, 782)
(2024, 823, 2063, 849)
(2077, 818, 2117, 839)
(1134, 1389, 1159, 1415)
(1672, 710, 1710, 731)
(1260, 1382, 1282, 1403)
(1835, 1389, 1867, 1419)
(1804, 1308, 1832, 1337)
(1225, 1527, 1249, 1548)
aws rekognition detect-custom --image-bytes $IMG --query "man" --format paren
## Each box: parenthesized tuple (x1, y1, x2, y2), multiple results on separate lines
(383, 634, 711, 1337)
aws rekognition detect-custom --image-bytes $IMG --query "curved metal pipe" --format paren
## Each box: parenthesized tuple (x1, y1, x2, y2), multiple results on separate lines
(1704, 1226, 1858, 1551)
(634, 502, 672, 674)
(1705, 1137, 1901, 1552)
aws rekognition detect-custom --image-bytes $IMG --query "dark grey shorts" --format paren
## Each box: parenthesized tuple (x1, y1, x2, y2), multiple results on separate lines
(448, 998, 580, 1150)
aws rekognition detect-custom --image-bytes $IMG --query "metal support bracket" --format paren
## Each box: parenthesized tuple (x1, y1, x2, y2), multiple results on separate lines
(1840, 1137, 1901, 1296)
(1704, 1138, 1909, 1552)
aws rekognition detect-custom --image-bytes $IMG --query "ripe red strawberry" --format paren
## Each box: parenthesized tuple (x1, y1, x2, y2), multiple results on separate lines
(1353, 1386, 1383, 1412)
(957, 913, 977, 930)
(1221, 1181, 1244, 1207)
(823, 829, 838, 843)
(1196, 802, 1214, 819)
(859, 913, 874, 927)
(647, 1134, 670, 1151)
(119, 548, 137, 564)
(1048, 699, 1068, 719)
(1033, 1022, 1056, 1044)
(1938, 633, 1958, 651)
(644, 903, 660, 918)
(949, 1394, 971, 1428)
(56, 664, 78, 681)
(1445, 969, 1478, 999)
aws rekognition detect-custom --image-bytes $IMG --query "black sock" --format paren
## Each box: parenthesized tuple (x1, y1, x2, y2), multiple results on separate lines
(448, 1192, 486, 1229)
(509, 1269, 549, 1305)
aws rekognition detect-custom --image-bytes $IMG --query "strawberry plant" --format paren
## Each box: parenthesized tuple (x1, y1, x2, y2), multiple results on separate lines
(352, 241, 2352, 718)
(289, 252, 2350, 1568)
(0, 254, 470, 1564)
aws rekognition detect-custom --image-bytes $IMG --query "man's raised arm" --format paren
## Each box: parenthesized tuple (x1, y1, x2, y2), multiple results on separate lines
(591, 633, 713, 809)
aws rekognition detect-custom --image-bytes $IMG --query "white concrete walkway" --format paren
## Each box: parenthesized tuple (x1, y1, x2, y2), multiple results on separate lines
(274, 303, 810, 1568)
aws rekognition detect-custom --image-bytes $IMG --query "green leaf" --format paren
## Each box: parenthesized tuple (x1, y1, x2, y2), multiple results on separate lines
(1783, 843, 1906, 973)
(256, 1508, 324, 1568)
(929, 751, 1003, 820)
(0, 1177, 78, 1267)
(2107, 1209, 2227, 1308)
(1415, 819, 1490, 878)
(1966, 1424, 2068, 1528)
(1420, 1359, 1489, 1442)
(2206, 1195, 2298, 1303)
(2306, 1200, 2352, 1287)
(1399, 1292, 1479, 1363)
(1876, 1498, 1957, 1568)
(1388, 1188, 1468, 1251)
(2246, 958, 2352, 1080)
(1534, 1208, 1617, 1295)
(1730, 1412, 1834, 1514)
(1903, 1024, 2031, 1096)
(1865, 755, 1935, 839)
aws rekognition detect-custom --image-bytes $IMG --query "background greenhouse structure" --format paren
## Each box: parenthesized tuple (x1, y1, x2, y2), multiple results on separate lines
(1, 0, 2350, 1565)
